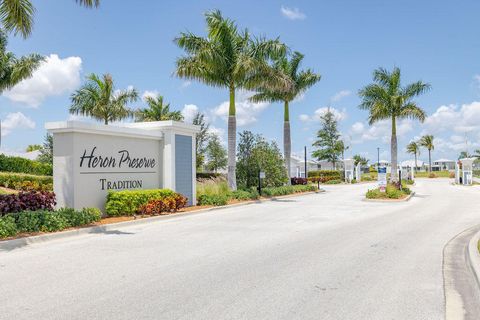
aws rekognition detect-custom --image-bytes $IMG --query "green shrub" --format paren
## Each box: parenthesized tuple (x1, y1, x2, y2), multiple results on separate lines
(196, 177, 229, 198)
(58, 207, 101, 227)
(197, 194, 228, 206)
(196, 172, 226, 180)
(106, 189, 177, 216)
(229, 189, 259, 200)
(325, 179, 342, 184)
(0, 154, 52, 176)
(0, 172, 53, 191)
(13, 211, 43, 232)
(366, 183, 411, 200)
(262, 185, 316, 197)
(4, 207, 102, 237)
(40, 211, 69, 232)
(0, 216, 17, 238)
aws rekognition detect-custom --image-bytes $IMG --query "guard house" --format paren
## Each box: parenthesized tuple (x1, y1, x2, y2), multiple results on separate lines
(46, 120, 200, 210)
(456, 158, 475, 185)
(344, 159, 354, 183)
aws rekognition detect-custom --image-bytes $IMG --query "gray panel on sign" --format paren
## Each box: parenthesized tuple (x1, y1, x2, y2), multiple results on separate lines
(175, 134, 193, 205)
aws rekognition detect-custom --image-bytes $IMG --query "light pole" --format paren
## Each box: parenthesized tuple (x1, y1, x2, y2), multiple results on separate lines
(304, 146, 307, 178)
(377, 147, 380, 167)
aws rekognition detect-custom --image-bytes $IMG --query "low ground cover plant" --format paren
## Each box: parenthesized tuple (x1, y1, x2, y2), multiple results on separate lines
(0, 172, 53, 191)
(0, 207, 101, 238)
(307, 170, 341, 183)
(0, 191, 56, 216)
(106, 189, 178, 216)
(0, 154, 52, 176)
(366, 183, 411, 200)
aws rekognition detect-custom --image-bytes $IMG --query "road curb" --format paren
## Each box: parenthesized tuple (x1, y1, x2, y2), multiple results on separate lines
(363, 191, 415, 203)
(443, 225, 480, 320)
(0, 190, 324, 251)
(467, 229, 480, 291)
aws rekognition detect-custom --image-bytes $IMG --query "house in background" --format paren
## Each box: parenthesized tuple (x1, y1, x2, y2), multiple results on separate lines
(290, 155, 319, 178)
(432, 159, 456, 171)
(400, 159, 427, 171)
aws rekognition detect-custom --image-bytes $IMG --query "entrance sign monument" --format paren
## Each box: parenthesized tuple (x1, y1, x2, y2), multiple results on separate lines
(378, 166, 387, 192)
(46, 120, 199, 210)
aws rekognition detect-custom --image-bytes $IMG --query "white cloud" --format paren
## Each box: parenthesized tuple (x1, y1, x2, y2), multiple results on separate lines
(349, 119, 414, 144)
(141, 90, 159, 101)
(211, 91, 270, 126)
(181, 104, 199, 123)
(208, 126, 226, 145)
(331, 90, 351, 102)
(1, 112, 35, 136)
(4, 54, 82, 107)
(280, 6, 306, 20)
(424, 102, 480, 134)
(299, 107, 347, 122)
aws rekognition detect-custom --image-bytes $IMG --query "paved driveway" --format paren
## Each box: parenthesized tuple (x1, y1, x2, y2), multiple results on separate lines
(1, 179, 479, 320)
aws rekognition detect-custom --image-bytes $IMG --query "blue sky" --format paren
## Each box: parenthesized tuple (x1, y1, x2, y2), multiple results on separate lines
(2, 0, 480, 162)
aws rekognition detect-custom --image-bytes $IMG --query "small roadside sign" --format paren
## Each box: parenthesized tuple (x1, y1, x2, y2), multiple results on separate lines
(259, 171, 266, 179)
(378, 166, 387, 192)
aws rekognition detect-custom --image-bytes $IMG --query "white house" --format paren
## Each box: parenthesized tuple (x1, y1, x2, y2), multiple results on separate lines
(432, 159, 456, 171)
(290, 155, 319, 178)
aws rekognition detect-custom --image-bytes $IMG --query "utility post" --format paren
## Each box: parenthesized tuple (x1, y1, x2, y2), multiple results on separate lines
(304, 146, 307, 179)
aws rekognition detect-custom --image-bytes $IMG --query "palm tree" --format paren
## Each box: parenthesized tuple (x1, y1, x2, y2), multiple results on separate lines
(135, 95, 183, 122)
(0, 30, 43, 148)
(175, 10, 288, 190)
(70, 73, 138, 125)
(473, 149, 480, 158)
(0, 0, 99, 39)
(358, 67, 430, 183)
(250, 51, 320, 181)
(406, 141, 420, 170)
(419, 135, 434, 172)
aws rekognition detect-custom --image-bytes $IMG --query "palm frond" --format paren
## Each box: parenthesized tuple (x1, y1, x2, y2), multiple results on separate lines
(0, 0, 34, 38)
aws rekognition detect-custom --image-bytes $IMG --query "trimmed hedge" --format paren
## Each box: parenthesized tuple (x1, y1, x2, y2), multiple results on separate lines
(262, 185, 317, 197)
(197, 194, 228, 206)
(0, 191, 56, 216)
(0, 207, 101, 238)
(0, 154, 52, 176)
(229, 189, 259, 200)
(105, 189, 179, 216)
(0, 172, 53, 191)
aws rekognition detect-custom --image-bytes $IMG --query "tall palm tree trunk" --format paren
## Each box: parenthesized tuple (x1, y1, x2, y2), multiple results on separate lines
(227, 86, 237, 191)
(391, 116, 398, 183)
(428, 149, 432, 172)
(284, 101, 291, 184)
(414, 153, 418, 172)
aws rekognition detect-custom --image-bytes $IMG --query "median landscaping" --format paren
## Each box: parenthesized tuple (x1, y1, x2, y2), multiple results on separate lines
(365, 182, 412, 200)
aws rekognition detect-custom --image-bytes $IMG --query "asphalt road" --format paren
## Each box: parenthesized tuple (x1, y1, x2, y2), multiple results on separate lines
(1, 179, 479, 320)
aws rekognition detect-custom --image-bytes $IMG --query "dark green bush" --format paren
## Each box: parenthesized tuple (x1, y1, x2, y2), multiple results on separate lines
(106, 189, 177, 216)
(14, 211, 43, 232)
(0, 172, 53, 191)
(0, 216, 17, 238)
(3, 207, 102, 237)
(197, 194, 228, 206)
(196, 172, 226, 180)
(0, 154, 52, 176)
